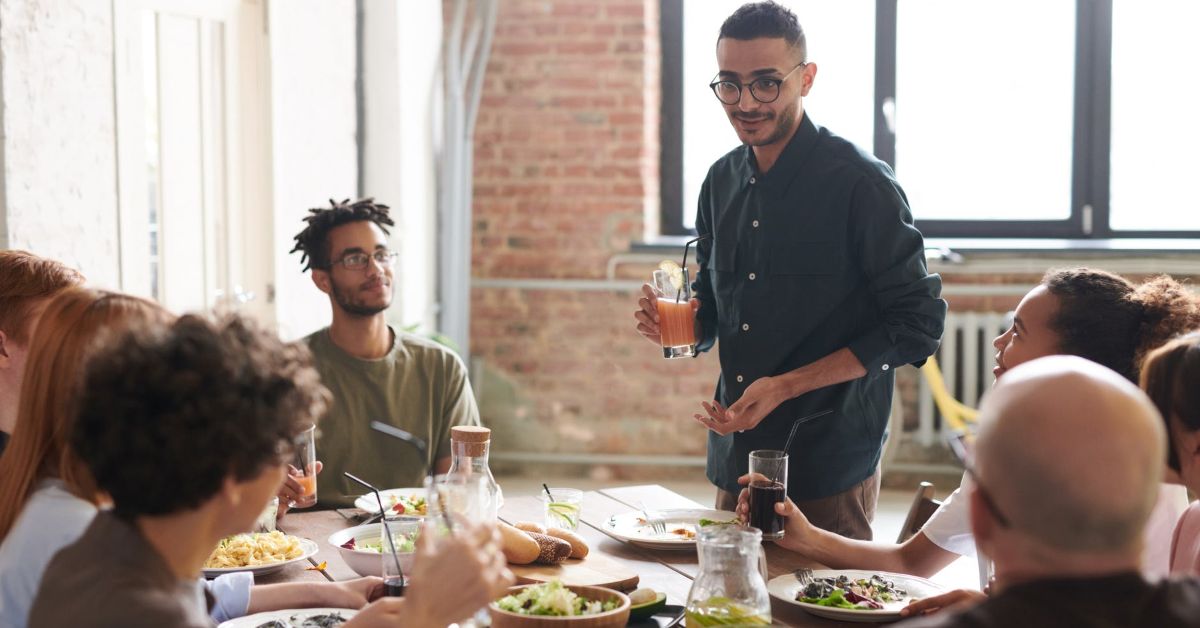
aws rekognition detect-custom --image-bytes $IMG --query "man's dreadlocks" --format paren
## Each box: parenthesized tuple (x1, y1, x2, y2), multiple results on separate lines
(290, 198, 396, 271)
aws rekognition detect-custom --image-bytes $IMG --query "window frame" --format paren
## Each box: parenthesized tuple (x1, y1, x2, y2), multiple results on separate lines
(659, 0, 1200, 239)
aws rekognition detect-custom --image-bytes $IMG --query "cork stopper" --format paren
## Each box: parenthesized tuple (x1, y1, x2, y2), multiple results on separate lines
(451, 426, 492, 443)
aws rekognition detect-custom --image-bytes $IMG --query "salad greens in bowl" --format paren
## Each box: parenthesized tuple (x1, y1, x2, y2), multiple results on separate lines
(489, 581, 630, 627)
(326, 521, 419, 578)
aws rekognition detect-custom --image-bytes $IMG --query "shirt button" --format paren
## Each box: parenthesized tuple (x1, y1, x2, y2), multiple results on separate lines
(882, 364, 890, 371)
(742, 323, 750, 331)
(748, 272, 756, 280)
(736, 375, 744, 383)
(749, 177, 756, 185)
(752, 220, 760, 228)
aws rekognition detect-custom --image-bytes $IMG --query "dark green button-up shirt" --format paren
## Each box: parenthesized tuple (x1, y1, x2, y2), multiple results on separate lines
(694, 113, 946, 501)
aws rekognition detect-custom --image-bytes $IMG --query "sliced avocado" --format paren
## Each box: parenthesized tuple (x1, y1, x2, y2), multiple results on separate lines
(627, 591, 668, 620)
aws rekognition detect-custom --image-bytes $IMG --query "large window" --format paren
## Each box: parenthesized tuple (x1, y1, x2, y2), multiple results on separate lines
(661, 0, 1200, 238)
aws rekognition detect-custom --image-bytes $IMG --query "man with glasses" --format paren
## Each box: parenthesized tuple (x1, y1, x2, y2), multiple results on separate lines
(903, 356, 1200, 628)
(289, 198, 480, 509)
(638, 1, 945, 539)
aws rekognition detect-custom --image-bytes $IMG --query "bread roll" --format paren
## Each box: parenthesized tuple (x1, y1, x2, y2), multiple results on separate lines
(514, 521, 547, 535)
(545, 527, 589, 559)
(498, 521, 539, 564)
(527, 531, 572, 565)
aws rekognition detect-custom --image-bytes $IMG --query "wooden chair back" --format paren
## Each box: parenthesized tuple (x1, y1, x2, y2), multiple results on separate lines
(897, 481, 942, 544)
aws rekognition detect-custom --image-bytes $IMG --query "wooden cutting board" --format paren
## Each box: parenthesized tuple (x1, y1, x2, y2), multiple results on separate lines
(509, 552, 640, 592)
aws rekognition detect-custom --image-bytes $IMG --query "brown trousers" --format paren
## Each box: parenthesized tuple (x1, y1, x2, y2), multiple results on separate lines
(716, 467, 881, 541)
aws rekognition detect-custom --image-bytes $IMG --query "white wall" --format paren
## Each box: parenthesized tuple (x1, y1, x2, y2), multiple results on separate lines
(267, 0, 359, 340)
(0, 0, 121, 288)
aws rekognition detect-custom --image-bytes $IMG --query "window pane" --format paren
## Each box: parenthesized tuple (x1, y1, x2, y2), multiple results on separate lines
(895, 1, 1074, 221)
(682, 1, 875, 229)
(1110, 3, 1200, 231)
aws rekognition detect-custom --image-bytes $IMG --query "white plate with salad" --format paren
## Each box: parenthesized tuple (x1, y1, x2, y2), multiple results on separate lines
(603, 509, 740, 550)
(768, 569, 947, 623)
(353, 487, 427, 516)
(217, 607, 356, 627)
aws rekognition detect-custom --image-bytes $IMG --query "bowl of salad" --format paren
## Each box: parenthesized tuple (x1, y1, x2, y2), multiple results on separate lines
(326, 520, 420, 578)
(490, 581, 630, 627)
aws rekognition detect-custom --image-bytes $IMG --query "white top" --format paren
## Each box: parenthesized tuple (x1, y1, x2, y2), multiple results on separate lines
(0, 479, 252, 628)
(920, 473, 1188, 577)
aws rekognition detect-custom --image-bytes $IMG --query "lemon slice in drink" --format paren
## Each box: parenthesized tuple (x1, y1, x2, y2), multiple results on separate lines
(658, 260, 685, 292)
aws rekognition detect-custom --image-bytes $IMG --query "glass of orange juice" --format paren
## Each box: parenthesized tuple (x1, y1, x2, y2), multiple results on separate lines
(289, 423, 318, 509)
(653, 263, 697, 359)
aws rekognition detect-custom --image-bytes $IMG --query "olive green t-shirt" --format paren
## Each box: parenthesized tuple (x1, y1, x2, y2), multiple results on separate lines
(305, 327, 480, 508)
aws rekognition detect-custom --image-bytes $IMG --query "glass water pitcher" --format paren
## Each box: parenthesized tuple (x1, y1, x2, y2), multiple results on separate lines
(685, 525, 772, 626)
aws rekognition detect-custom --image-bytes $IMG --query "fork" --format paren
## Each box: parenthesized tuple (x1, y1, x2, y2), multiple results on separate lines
(639, 500, 667, 536)
(795, 567, 815, 586)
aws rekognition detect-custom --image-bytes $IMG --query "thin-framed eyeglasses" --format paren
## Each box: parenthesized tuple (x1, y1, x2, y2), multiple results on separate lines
(331, 249, 399, 271)
(710, 62, 807, 105)
(963, 461, 1011, 528)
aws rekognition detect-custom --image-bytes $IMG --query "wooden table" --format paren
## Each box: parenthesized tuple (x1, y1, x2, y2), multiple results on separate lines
(276, 485, 876, 627)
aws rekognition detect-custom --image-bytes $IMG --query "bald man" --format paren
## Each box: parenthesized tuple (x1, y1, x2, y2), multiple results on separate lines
(904, 355, 1200, 628)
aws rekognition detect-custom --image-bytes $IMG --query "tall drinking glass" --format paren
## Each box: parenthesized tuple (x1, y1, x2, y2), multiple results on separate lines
(381, 515, 420, 597)
(288, 423, 318, 509)
(652, 268, 696, 359)
(747, 450, 787, 541)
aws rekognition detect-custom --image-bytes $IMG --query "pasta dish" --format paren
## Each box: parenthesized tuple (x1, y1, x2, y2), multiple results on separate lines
(205, 530, 304, 569)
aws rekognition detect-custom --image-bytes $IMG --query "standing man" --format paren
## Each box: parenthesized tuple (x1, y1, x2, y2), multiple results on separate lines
(290, 198, 480, 508)
(636, 2, 944, 539)
(0, 251, 84, 456)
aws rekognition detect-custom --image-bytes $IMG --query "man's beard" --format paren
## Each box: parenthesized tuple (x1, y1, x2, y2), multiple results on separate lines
(734, 99, 799, 147)
(331, 281, 391, 317)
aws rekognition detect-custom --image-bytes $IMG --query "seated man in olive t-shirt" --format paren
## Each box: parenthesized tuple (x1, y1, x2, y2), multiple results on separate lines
(289, 198, 479, 508)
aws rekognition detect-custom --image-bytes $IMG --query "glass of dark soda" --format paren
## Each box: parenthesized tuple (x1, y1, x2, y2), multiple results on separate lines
(747, 450, 788, 540)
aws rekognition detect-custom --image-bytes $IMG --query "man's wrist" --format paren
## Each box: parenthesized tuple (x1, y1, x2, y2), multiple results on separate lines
(776, 369, 813, 400)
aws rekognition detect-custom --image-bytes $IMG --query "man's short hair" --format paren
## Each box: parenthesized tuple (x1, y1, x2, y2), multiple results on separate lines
(719, 1, 807, 62)
(289, 198, 395, 271)
(0, 251, 84, 343)
(72, 314, 330, 520)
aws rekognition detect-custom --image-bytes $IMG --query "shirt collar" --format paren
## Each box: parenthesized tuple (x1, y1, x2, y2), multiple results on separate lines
(739, 112, 820, 197)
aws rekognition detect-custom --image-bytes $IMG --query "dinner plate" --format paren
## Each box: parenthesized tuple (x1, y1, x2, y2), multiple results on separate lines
(353, 487, 427, 515)
(603, 508, 739, 550)
(202, 537, 320, 578)
(767, 569, 947, 623)
(217, 607, 357, 627)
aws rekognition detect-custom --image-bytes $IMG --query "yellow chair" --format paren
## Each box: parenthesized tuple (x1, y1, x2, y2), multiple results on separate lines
(920, 356, 979, 434)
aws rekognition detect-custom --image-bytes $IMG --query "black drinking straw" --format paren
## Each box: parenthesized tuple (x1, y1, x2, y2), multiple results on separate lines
(782, 408, 835, 455)
(542, 483, 555, 501)
(343, 472, 406, 595)
(770, 409, 835, 485)
(675, 234, 711, 303)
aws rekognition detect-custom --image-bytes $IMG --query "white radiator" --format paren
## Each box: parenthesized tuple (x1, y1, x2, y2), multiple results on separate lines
(914, 311, 1010, 446)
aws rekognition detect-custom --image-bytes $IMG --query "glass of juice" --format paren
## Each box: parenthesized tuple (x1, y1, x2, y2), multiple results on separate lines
(289, 423, 318, 509)
(747, 450, 787, 541)
(652, 266, 696, 359)
(381, 515, 420, 596)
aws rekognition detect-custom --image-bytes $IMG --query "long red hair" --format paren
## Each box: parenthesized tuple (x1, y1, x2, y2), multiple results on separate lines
(0, 288, 171, 539)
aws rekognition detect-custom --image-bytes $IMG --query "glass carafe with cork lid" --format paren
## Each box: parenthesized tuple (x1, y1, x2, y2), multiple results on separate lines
(446, 425, 503, 517)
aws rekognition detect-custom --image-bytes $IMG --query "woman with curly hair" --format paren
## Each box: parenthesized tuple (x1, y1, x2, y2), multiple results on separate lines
(0, 289, 385, 627)
(28, 313, 511, 627)
(1140, 331, 1200, 575)
(734, 268, 1200, 614)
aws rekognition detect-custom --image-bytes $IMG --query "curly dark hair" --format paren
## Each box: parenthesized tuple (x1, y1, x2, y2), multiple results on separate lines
(1043, 268, 1200, 382)
(289, 197, 395, 271)
(719, 1, 806, 62)
(72, 314, 330, 520)
(1140, 331, 1200, 471)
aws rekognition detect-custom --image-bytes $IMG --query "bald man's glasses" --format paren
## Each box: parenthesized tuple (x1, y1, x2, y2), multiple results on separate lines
(963, 463, 1012, 529)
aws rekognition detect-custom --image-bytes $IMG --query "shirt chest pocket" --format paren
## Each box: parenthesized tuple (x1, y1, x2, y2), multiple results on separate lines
(768, 240, 843, 276)
(767, 241, 846, 318)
